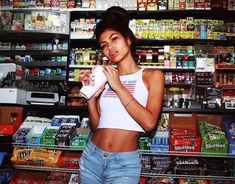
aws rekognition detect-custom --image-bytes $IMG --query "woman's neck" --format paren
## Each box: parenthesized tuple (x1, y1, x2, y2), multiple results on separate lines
(117, 61, 140, 76)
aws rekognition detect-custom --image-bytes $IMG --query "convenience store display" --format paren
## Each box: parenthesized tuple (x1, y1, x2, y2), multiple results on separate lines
(1, 0, 235, 183)
(0, 10, 70, 106)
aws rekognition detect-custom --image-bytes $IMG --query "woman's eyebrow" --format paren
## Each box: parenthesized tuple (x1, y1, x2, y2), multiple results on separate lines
(100, 33, 118, 44)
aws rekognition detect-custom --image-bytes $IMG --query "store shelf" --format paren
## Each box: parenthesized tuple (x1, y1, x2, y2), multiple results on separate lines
(0, 50, 68, 57)
(162, 107, 235, 114)
(69, 64, 195, 72)
(215, 83, 235, 89)
(13, 165, 78, 173)
(137, 39, 235, 46)
(140, 150, 235, 159)
(215, 65, 235, 70)
(12, 143, 83, 151)
(25, 75, 66, 81)
(140, 173, 235, 181)
(19, 105, 235, 115)
(127, 10, 235, 20)
(70, 9, 235, 20)
(70, 38, 234, 47)
(0, 32, 69, 42)
(19, 61, 67, 67)
(165, 83, 192, 88)
(143, 67, 195, 72)
(10, 141, 235, 159)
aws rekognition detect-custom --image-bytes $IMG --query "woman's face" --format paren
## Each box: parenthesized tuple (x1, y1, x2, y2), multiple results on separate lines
(99, 29, 131, 63)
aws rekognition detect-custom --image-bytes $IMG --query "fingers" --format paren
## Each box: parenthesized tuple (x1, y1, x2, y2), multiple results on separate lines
(103, 65, 118, 75)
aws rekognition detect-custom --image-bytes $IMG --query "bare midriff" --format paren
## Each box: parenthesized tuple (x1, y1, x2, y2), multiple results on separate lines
(91, 128, 141, 152)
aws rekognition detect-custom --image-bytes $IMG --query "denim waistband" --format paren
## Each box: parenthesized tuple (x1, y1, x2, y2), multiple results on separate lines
(86, 139, 140, 159)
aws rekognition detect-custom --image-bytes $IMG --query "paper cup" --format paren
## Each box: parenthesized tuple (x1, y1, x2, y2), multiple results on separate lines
(80, 65, 107, 99)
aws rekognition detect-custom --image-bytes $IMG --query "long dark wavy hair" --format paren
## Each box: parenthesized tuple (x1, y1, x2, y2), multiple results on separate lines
(94, 6, 137, 58)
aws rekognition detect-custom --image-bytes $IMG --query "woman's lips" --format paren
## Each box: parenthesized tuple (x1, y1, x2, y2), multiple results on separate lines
(109, 55, 115, 62)
(109, 52, 117, 62)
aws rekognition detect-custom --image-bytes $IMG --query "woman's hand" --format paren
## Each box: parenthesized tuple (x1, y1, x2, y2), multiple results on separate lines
(103, 65, 123, 92)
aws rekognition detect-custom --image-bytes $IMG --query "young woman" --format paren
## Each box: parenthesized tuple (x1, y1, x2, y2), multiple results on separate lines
(79, 6, 164, 184)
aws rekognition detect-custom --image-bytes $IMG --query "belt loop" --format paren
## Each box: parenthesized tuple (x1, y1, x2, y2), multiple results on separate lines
(116, 154, 122, 165)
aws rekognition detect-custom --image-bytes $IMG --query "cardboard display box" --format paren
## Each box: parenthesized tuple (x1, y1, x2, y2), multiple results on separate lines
(0, 106, 23, 135)
(169, 113, 201, 154)
(57, 151, 82, 169)
(198, 114, 228, 155)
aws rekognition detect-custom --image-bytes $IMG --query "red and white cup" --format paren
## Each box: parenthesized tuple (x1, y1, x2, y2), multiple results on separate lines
(80, 65, 107, 99)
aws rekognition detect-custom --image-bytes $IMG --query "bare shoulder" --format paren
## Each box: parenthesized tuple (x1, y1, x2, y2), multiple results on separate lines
(143, 68, 165, 84)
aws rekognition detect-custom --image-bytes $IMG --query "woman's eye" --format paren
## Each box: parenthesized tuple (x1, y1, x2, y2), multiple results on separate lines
(100, 44, 107, 50)
(111, 36, 118, 42)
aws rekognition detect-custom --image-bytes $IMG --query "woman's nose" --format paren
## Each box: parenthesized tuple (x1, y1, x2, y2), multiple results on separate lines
(108, 44, 113, 49)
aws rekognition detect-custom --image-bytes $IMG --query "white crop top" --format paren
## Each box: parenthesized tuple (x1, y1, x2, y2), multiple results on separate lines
(98, 68, 148, 132)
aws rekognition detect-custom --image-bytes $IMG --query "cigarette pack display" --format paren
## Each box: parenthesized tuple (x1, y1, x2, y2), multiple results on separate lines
(174, 0, 179, 9)
(158, 0, 167, 10)
(186, 0, 194, 9)
(194, 0, 205, 9)
(179, 0, 186, 10)
(204, 0, 211, 9)
(168, 0, 174, 9)
(204, 87, 222, 109)
(228, 0, 235, 10)
(147, 0, 157, 10)
(137, 0, 147, 10)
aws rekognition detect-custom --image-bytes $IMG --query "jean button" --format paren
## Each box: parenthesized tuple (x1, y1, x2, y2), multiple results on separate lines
(103, 153, 108, 157)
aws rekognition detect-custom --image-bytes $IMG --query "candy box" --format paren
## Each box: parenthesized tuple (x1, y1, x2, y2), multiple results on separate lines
(198, 115, 228, 155)
(0, 106, 23, 135)
(224, 120, 235, 155)
(12, 125, 32, 144)
(169, 113, 201, 154)
(68, 174, 79, 184)
(40, 126, 59, 146)
(55, 124, 76, 146)
(9, 170, 47, 184)
(25, 125, 49, 146)
(57, 152, 81, 169)
(173, 157, 206, 175)
(70, 128, 90, 149)
(150, 113, 169, 152)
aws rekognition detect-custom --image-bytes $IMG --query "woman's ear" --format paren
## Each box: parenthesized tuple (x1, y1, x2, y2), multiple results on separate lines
(127, 37, 131, 46)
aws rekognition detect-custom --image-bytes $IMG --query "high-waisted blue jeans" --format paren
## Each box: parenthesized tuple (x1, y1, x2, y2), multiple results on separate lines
(79, 139, 142, 184)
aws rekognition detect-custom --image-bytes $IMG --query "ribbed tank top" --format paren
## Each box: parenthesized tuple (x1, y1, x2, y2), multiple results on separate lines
(98, 68, 148, 132)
